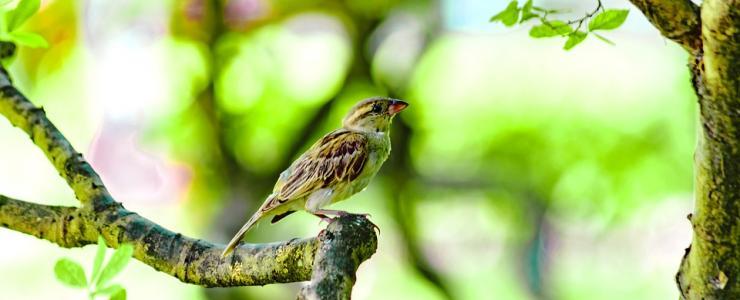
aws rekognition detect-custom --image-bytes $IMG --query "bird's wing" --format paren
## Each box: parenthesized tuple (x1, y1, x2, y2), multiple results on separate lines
(260, 129, 368, 213)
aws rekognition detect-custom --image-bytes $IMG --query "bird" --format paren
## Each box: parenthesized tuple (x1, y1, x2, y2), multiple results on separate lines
(221, 97, 408, 257)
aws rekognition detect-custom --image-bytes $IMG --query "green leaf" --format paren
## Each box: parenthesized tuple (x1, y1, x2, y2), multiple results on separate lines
(97, 244, 134, 288)
(95, 284, 127, 300)
(490, 1, 520, 27)
(0, 11, 8, 35)
(6, 0, 40, 31)
(91, 236, 108, 285)
(8, 31, 47, 48)
(564, 31, 588, 50)
(593, 33, 615, 45)
(0, 0, 13, 8)
(54, 258, 88, 288)
(519, 0, 537, 23)
(588, 9, 629, 31)
(110, 288, 127, 300)
(529, 20, 572, 38)
(521, 0, 532, 12)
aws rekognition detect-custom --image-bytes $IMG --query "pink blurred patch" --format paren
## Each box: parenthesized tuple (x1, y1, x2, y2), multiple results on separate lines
(87, 122, 191, 204)
(225, 0, 269, 27)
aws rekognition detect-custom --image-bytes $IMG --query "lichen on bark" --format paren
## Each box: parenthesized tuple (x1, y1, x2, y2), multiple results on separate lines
(297, 215, 379, 300)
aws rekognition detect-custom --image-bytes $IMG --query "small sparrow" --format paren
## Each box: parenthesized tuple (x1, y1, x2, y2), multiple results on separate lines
(222, 97, 408, 257)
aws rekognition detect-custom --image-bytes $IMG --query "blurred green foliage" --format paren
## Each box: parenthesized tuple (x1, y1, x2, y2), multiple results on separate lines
(0, 0, 697, 299)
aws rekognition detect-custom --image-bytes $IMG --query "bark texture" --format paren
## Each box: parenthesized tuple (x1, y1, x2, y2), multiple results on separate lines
(632, 0, 740, 299)
(677, 1, 740, 299)
(0, 194, 318, 287)
(297, 215, 379, 300)
(631, 0, 740, 299)
(628, 0, 702, 53)
(0, 56, 377, 297)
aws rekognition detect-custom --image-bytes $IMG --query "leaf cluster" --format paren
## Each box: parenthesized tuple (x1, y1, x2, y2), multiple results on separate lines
(0, 0, 47, 48)
(54, 236, 133, 300)
(490, 0, 629, 50)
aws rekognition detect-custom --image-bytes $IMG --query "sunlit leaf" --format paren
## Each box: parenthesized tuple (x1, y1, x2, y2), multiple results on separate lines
(9, 30, 47, 48)
(97, 244, 133, 288)
(529, 21, 571, 38)
(54, 258, 87, 288)
(519, 0, 537, 23)
(110, 288, 127, 300)
(564, 31, 588, 50)
(91, 236, 107, 284)
(95, 284, 124, 295)
(588, 9, 629, 31)
(490, 1, 520, 27)
(7, 0, 40, 31)
(0, 0, 13, 8)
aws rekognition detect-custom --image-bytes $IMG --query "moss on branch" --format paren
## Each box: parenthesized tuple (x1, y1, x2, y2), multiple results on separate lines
(0, 194, 320, 286)
(0, 68, 113, 209)
(297, 215, 379, 300)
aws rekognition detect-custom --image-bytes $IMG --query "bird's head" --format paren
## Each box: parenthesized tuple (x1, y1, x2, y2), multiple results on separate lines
(342, 97, 408, 133)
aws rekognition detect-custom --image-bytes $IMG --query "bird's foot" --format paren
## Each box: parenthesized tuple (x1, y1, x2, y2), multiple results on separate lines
(311, 210, 378, 233)
(368, 219, 380, 235)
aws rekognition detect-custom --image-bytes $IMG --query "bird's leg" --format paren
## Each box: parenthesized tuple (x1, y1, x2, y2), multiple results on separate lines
(312, 209, 379, 234)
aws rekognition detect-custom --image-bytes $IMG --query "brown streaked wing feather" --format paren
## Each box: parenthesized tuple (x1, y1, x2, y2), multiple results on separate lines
(276, 130, 368, 201)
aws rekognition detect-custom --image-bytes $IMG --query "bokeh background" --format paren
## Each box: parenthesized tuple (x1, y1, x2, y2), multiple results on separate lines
(0, 0, 697, 299)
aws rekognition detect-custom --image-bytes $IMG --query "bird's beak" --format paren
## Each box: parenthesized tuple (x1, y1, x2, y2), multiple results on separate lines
(388, 100, 408, 115)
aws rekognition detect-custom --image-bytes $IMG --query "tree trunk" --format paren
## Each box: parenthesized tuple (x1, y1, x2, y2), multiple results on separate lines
(627, 0, 739, 298)
(675, 1, 740, 299)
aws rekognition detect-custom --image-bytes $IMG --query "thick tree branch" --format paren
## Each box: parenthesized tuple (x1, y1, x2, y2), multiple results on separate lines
(297, 215, 378, 300)
(0, 68, 113, 209)
(0, 194, 318, 286)
(628, 0, 702, 54)
(0, 61, 378, 296)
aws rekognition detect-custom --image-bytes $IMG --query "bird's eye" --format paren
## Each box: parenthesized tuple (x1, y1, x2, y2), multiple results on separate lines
(371, 104, 382, 113)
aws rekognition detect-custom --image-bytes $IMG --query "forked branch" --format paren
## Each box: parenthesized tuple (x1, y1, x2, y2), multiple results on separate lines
(0, 44, 377, 298)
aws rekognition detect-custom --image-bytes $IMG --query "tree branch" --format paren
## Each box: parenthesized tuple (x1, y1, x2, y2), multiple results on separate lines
(0, 67, 114, 209)
(0, 61, 378, 296)
(297, 215, 379, 300)
(0, 194, 317, 287)
(628, 0, 702, 54)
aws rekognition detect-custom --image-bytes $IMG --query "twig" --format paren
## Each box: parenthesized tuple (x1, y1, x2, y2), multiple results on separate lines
(567, 0, 603, 32)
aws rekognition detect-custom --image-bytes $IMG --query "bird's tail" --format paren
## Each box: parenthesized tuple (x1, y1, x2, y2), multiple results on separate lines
(221, 211, 262, 258)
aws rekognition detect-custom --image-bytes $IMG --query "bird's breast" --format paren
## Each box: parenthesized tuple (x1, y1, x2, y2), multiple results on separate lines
(329, 133, 390, 203)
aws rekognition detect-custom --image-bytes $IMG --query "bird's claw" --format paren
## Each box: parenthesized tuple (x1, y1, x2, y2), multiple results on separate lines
(370, 221, 380, 235)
